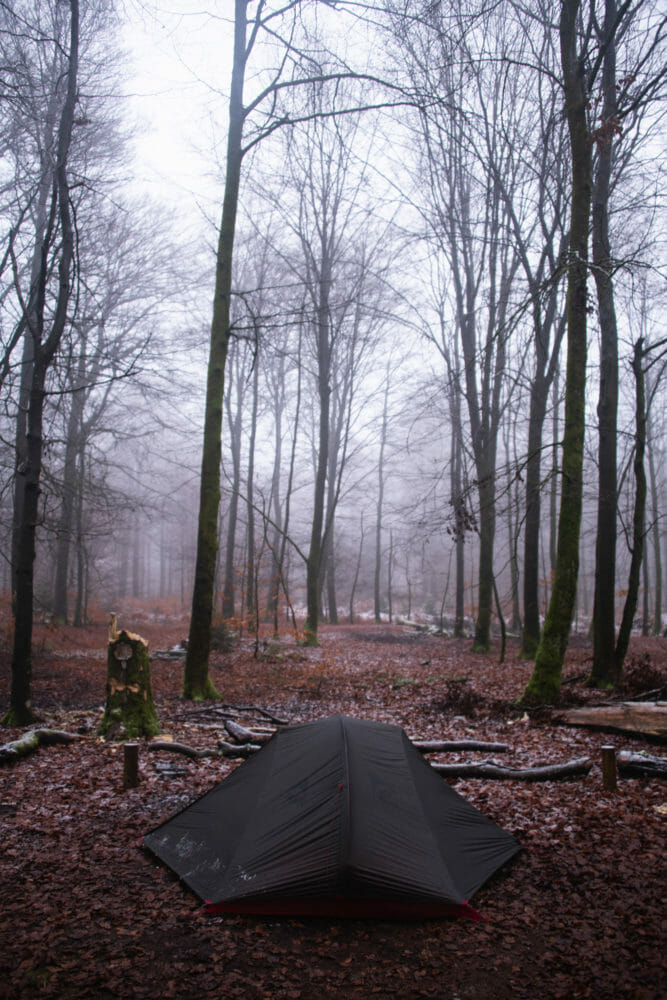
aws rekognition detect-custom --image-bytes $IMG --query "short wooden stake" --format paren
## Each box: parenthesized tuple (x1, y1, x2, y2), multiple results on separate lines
(601, 745, 617, 792)
(123, 742, 140, 790)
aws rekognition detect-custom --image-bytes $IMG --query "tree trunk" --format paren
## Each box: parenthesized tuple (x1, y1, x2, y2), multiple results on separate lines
(374, 374, 390, 623)
(348, 513, 365, 624)
(614, 339, 647, 673)
(53, 356, 87, 624)
(647, 414, 662, 635)
(72, 451, 86, 626)
(325, 523, 339, 625)
(4, 0, 79, 727)
(245, 354, 259, 624)
(549, 371, 560, 574)
(590, 0, 620, 688)
(304, 269, 332, 644)
(473, 469, 496, 651)
(523, 0, 591, 704)
(221, 371, 243, 621)
(99, 628, 160, 740)
(451, 426, 466, 638)
(265, 360, 284, 622)
(184, 0, 246, 698)
(521, 372, 549, 657)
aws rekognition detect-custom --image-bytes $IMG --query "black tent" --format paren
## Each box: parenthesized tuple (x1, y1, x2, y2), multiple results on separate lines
(143, 715, 520, 919)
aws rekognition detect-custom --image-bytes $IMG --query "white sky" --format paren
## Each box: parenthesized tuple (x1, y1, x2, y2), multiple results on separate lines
(121, 1, 234, 220)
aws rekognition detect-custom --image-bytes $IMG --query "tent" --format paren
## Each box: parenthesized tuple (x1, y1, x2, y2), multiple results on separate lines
(143, 714, 520, 919)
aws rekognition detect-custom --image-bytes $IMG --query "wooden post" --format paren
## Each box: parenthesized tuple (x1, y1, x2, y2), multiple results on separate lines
(123, 743, 139, 789)
(601, 745, 617, 792)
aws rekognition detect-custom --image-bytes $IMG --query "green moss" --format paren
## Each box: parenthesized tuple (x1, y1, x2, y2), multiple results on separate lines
(392, 676, 420, 690)
(181, 675, 220, 701)
(471, 641, 490, 654)
(1, 704, 34, 727)
(99, 631, 160, 739)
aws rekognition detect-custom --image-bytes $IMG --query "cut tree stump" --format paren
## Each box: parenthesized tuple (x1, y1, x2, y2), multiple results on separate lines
(99, 624, 160, 741)
(0, 729, 79, 764)
(559, 702, 667, 740)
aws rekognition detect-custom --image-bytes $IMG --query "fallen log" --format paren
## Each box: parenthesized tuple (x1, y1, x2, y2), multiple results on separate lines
(0, 729, 79, 764)
(217, 740, 262, 758)
(147, 740, 211, 759)
(559, 702, 667, 740)
(617, 750, 667, 780)
(431, 757, 592, 781)
(147, 739, 262, 760)
(412, 739, 509, 753)
(224, 719, 272, 745)
(221, 704, 289, 726)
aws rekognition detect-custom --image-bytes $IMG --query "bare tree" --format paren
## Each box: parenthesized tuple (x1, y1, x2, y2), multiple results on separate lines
(183, 0, 413, 690)
(1, 0, 81, 724)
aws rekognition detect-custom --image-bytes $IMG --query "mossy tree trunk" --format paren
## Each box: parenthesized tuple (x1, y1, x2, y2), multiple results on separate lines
(99, 628, 159, 740)
(183, 0, 247, 698)
(522, 0, 591, 705)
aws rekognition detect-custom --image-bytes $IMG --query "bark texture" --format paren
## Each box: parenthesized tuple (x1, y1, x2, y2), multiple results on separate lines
(184, 0, 247, 696)
(99, 630, 160, 741)
(523, 0, 591, 704)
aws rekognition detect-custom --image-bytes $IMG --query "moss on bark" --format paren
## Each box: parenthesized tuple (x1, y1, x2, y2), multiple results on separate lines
(99, 630, 160, 740)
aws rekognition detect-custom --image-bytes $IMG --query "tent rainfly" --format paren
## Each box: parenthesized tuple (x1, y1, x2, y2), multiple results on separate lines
(143, 714, 520, 919)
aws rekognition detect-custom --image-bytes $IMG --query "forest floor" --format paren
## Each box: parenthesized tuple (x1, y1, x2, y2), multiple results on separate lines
(0, 611, 666, 1000)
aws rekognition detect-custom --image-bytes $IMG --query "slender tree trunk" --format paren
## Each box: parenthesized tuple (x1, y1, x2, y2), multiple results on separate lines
(304, 271, 332, 644)
(72, 451, 86, 627)
(523, 0, 591, 704)
(642, 549, 651, 636)
(5, 0, 79, 726)
(474, 468, 497, 650)
(245, 356, 259, 623)
(325, 523, 338, 625)
(522, 371, 549, 656)
(374, 375, 389, 623)
(550, 371, 560, 574)
(646, 415, 662, 635)
(184, 1, 248, 697)
(451, 423, 466, 638)
(348, 513, 364, 624)
(221, 377, 243, 620)
(387, 529, 394, 624)
(506, 427, 522, 634)
(265, 363, 284, 621)
(53, 359, 86, 623)
(590, 0, 620, 688)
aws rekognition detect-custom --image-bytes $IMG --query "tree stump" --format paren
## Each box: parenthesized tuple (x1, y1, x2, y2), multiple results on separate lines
(99, 627, 160, 740)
